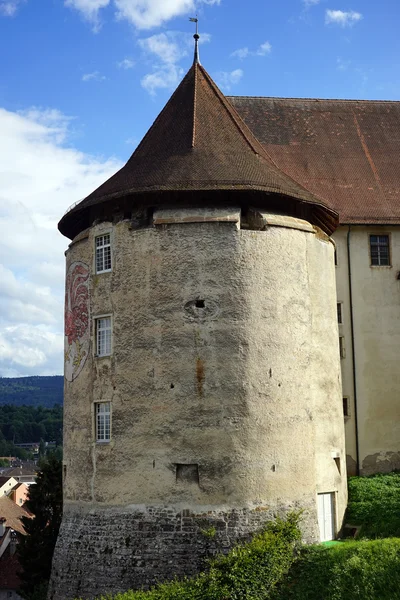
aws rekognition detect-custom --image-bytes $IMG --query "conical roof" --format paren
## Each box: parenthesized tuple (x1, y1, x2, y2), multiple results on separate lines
(59, 63, 337, 238)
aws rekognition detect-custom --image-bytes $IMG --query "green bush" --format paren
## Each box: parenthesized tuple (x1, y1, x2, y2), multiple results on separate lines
(92, 513, 301, 600)
(347, 473, 400, 538)
(272, 538, 400, 600)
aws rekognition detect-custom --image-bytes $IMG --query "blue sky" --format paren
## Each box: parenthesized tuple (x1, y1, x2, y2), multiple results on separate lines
(0, 0, 399, 377)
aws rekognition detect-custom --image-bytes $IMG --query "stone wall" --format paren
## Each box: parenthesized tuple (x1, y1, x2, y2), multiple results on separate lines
(48, 501, 314, 600)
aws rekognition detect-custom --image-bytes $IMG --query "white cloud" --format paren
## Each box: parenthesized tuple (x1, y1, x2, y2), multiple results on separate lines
(139, 32, 185, 64)
(231, 47, 250, 60)
(215, 69, 243, 91)
(0, 106, 122, 376)
(0, 0, 25, 16)
(325, 9, 362, 26)
(138, 30, 210, 95)
(303, 0, 320, 7)
(141, 63, 184, 95)
(337, 57, 351, 71)
(82, 71, 106, 82)
(117, 57, 135, 69)
(66, 0, 219, 31)
(65, 0, 110, 31)
(231, 41, 271, 60)
(256, 41, 272, 56)
(115, 0, 210, 30)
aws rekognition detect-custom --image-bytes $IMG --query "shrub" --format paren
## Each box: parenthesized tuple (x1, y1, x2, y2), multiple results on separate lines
(347, 473, 400, 538)
(272, 538, 400, 600)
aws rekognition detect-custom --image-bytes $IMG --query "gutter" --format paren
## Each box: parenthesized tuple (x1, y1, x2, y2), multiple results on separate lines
(347, 226, 361, 476)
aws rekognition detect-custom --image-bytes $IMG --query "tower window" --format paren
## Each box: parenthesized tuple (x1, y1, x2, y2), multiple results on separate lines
(95, 317, 112, 356)
(95, 402, 111, 442)
(343, 397, 350, 417)
(95, 234, 112, 273)
(339, 336, 345, 359)
(337, 303, 342, 324)
(370, 235, 390, 266)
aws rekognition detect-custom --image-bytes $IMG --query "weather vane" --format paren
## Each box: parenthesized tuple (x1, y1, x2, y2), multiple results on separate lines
(189, 16, 201, 65)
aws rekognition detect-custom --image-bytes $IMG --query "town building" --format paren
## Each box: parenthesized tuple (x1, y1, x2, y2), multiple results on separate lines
(49, 38, 399, 600)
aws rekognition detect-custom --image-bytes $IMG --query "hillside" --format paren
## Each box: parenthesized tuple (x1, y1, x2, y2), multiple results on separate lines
(0, 376, 63, 407)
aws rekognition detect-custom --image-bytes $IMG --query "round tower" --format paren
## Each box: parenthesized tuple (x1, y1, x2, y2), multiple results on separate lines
(49, 54, 347, 600)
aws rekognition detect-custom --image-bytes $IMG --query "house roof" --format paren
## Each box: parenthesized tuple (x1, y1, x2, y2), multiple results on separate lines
(0, 496, 29, 535)
(0, 477, 16, 488)
(58, 63, 337, 239)
(228, 96, 400, 225)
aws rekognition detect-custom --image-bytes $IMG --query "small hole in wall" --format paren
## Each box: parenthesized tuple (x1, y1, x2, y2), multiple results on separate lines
(170, 383, 175, 389)
(153, 460, 155, 469)
(63, 465, 67, 478)
(176, 464, 200, 485)
(271, 464, 276, 472)
(195, 299, 205, 308)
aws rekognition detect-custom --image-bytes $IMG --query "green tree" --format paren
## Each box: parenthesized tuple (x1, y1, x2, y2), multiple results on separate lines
(17, 455, 62, 600)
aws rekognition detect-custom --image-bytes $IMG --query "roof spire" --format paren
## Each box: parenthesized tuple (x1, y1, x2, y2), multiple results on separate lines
(189, 16, 200, 65)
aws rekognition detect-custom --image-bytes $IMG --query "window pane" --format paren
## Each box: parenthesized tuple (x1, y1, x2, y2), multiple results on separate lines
(96, 317, 111, 356)
(96, 402, 111, 441)
(95, 234, 112, 272)
(370, 235, 389, 266)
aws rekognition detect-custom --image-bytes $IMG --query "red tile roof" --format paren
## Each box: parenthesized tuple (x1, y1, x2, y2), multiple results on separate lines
(59, 64, 337, 239)
(228, 96, 400, 225)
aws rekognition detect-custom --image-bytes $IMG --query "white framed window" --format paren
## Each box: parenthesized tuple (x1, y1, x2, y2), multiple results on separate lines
(370, 234, 390, 266)
(95, 402, 111, 442)
(95, 316, 112, 356)
(95, 233, 112, 273)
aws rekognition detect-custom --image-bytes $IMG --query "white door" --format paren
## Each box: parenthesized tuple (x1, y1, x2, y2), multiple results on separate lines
(317, 493, 335, 541)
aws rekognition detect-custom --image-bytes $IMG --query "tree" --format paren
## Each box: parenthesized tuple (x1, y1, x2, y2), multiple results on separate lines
(17, 455, 62, 600)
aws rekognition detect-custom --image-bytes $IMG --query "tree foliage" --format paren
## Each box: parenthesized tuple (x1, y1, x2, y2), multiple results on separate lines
(17, 455, 63, 600)
(0, 376, 63, 407)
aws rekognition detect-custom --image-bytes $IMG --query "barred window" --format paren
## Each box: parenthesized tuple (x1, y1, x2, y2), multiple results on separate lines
(96, 317, 112, 356)
(370, 235, 390, 266)
(96, 234, 112, 273)
(337, 303, 342, 324)
(95, 402, 111, 442)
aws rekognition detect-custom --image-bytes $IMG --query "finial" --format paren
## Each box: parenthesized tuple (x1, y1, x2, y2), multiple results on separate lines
(189, 16, 201, 65)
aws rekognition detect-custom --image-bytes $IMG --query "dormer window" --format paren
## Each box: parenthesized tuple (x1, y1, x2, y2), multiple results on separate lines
(95, 234, 112, 273)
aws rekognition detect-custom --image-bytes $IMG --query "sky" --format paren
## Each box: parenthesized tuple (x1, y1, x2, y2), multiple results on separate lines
(0, 0, 399, 377)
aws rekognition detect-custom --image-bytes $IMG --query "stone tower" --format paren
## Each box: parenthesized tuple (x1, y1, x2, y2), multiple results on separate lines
(49, 50, 347, 599)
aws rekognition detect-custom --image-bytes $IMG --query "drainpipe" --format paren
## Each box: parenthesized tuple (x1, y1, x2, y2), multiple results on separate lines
(347, 226, 360, 476)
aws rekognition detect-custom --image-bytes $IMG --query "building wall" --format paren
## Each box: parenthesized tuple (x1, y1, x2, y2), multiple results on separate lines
(50, 210, 347, 599)
(0, 478, 18, 498)
(333, 225, 400, 475)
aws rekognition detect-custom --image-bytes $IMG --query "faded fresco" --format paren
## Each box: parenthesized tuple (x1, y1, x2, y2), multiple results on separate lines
(65, 261, 90, 382)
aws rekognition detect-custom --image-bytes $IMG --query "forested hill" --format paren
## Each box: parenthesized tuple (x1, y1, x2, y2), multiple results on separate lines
(0, 376, 63, 407)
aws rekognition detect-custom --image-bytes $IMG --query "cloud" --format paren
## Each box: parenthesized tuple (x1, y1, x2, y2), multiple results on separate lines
(115, 0, 219, 30)
(138, 30, 210, 95)
(231, 41, 271, 60)
(337, 57, 351, 71)
(0, 106, 122, 376)
(141, 63, 184, 95)
(82, 71, 106, 82)
(325, 9, 362, 26)
(0, 0, 25, 16)
(66, 0, 219, 31)
(65, 0, 110, 31)
(117, 57, 135, 69)
(215, 69, 243, 91)
(302, 0, 320, 7)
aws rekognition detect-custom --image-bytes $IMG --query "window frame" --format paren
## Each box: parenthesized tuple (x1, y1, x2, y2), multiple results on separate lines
(95, 401, 111, 443)
(94, 315, 112, 357)
(337, 302, 343, 324)
(339, 336, 346, 359)
(343, 396, 350, 418)
(369, 233, 391, 267)
(95, 233, 112, 274)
